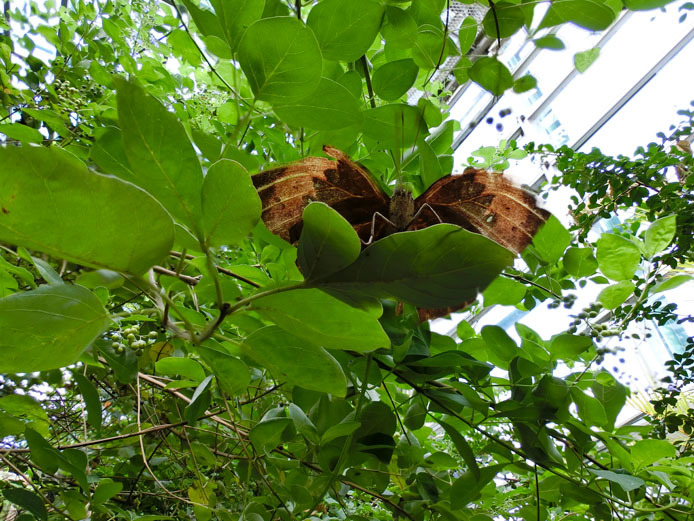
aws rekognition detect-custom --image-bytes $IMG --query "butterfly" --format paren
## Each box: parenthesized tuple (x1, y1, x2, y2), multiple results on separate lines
(253, 146, 549, 252)
(252, 146, 550, 319)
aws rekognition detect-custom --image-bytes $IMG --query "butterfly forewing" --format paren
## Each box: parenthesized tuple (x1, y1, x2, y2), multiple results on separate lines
(252, 146, 388, 243)
(414, 168, 550, 255)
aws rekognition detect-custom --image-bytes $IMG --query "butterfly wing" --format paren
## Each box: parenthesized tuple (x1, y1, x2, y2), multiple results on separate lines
(252, 146, 389, 243)
(413, 168, 550, 255)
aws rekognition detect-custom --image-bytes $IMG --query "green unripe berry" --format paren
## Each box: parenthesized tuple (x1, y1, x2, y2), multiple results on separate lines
(127, 333, 136, 342)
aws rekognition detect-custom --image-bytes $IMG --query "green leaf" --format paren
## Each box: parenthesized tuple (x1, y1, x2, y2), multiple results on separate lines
(652, 274, 693, 293)
(372, 59, 419, 101)
(297, 203, 361, 281)
(533, 35, 566, 50)
(532, 216, 570, 264)
(513, 74, 537, 93)
(252, 288, 389, 352)
(197, 343, 250, 397)
(179, 0, 225, 40)
(93, 480, 123, 504)
(589, 469, 644, 492)
(481, 325, 517, 362)
(644, 215, 676, 258)
(115, 77, 203, 232)
(322, 224, 514, 308)
(2, 488, 47, 521)
(155, 357, 206, 382)
(210, 0, 264, 52)
(250, 417, 293, 453)
(624, 0, 674, 9)
(0, 395, 50, 437)
(597, 280, 635, 309)
(469, 57, 513, 96)
(0, 123, 44, 143)
(241, 326, 347, 396)
(571, 388, 607, 428)
(288, 403, 320, 444)
(321, 420, 361, 444)
(238, 16, 322, 104)
(73, 374, 102, 433)
(592, 372, 627, 432)
(0, 146, 173, 275)
(482, 276, 527, 307)
(563, 247, 598, 278)
(184, 375, 213, 424)
(482, 2, 526, 39)
(274, 77, 363, 130)
(412, 24, 449, 70)
(631, 439, 676, 469)
(202, 159, 261, 247)
(25, 429, 89, 491)
(381, 6, 418, 50)
(0, 284, 110, 373)
(458, 16, 478, 54)
(306, 0, 385, 61)
(539, 1, 617, 31)
(549, 334, 594, 361)
(438, 420, 480, 478)
(403, 400, 427, 430)
(596, 233, 641, 281)
(574, 47, 601, 73)
(450, 464, 506, 509)
(362, 103, 427, 149)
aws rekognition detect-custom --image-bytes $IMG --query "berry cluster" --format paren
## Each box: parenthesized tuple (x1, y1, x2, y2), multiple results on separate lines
(547, 293, 577, 309)
(110, 323, 158, 356)
(567, 302, 621, 339)
(53, 78, 102, 114)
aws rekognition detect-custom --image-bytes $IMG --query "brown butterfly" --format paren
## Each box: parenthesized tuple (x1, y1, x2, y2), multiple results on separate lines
(252, 146, 550, 319)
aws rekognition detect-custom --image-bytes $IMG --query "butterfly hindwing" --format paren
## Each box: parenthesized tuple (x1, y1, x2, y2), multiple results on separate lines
(414, 168, 550, 255)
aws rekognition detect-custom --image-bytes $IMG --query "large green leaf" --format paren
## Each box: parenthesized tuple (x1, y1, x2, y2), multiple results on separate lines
(381, 6, 418, 50)
(469, 57, 513, 96)
(644, 214, 676, 258)
(538, 0, 617, 31)
(306, 0, 385, 61)
(589, 469, 644, 493)
(571, 388, 607, 428)
(241, 326, 347, 396)
(74, 373, 102, 433)
(563, 247, 598, 278)
(596, 233, 641, 281)
(197, 342, 250, 397)
(0, 146, 173, 274)
(624, 0, 675, 9)
(2, 488, 47, 521)
(0, 284, 110, 373)
(532, 215, 570, 264)
(297, 202, 361, 281)
(597, 281, 635, 309)
(322, 225, 514, 308)
(371, 59, 418, 101)
(202, 159, 261, 247)
(549, 334, 594, 361)
(0, 394, 50, 437)
(238, 17, 322, 104)
(482, 2, 526, 39)
(115, 77, 203, 232)
(482, 275, 527, 307)
(251, 288, 389, 352)
(631, 439, 676, 469)
(210, 0, 264, 52)
(362, 103, 428, 149)
(273, 77, 363, 130)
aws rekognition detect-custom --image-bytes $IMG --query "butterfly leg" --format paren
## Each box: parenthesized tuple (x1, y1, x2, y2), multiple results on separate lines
(407, 203, 443, 228)
(363, 211, 397, 245)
